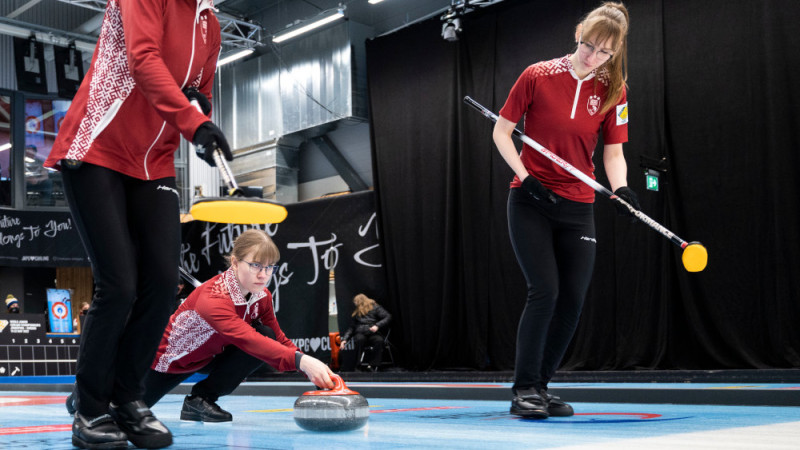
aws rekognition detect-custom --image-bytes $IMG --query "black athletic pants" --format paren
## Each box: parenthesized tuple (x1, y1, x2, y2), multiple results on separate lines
(353, 333, 385, 367)
(507, 188, 596, 392)
(62, 163, 180, 416)
(142, 324, 273, 407)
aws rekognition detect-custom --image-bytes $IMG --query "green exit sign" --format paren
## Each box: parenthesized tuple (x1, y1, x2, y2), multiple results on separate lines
(646, 172, 659, 191)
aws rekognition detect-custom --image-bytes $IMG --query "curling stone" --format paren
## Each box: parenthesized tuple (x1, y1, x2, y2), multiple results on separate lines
(293, 374, 369, 432)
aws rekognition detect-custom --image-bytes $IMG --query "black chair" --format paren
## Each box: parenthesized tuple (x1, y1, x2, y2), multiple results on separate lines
(358, 329, 395, 370)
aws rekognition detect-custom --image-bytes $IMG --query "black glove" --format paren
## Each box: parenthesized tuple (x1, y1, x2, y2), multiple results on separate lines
(521, 175, 557, 203)
(183, 87, 211, 115)
(612, 186, 641, 217)
(192, 122, 232, 167)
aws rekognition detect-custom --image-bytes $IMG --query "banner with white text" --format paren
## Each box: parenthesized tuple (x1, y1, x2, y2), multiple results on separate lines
(180, 191, 387, 364)
(0, 208, 88, 267)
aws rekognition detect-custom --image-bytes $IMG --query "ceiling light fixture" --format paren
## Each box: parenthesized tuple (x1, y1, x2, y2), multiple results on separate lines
(441, 17, 461, 41)
(440, 1, 503, 42)
(272, 7, 345, 44)
(368, 0, 385, 4)
(217, 47, 255, 67)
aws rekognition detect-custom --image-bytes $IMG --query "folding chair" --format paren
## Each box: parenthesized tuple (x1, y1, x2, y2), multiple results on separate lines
(358, 329, 395, 369)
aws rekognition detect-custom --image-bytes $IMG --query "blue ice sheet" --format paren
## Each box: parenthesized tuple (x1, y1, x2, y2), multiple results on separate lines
(1, 391, 799, 448)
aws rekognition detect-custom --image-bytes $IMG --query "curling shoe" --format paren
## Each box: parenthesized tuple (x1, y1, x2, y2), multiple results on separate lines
(180, 395, 233, 422)
(510, 389, 549, 419)
(541, 388, 574, 417)
(72, 412, 128, 449)
(66, 389, 77, 415)
(109, 400, 172, 449)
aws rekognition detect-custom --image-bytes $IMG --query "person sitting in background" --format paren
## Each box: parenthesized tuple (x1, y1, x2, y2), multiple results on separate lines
(5, 295, 20, 313)
(73, 302, 89, 329)
(340, 294, 392, 372)
(174, 279, 189, 310)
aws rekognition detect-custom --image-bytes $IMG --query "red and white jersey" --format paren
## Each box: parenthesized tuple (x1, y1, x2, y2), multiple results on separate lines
(499, 55, 628, 203)
(152, 267, 299, 374)
(44, 0, 221, 180)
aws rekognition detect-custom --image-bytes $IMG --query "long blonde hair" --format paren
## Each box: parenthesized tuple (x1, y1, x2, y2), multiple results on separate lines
(352, 293, 376, 317)
(577, 2, 629, 114)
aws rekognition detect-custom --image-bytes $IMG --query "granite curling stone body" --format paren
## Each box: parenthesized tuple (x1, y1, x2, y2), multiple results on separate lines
(293, 374, 369, 431)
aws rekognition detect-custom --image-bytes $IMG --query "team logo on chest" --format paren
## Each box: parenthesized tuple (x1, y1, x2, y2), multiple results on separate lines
(587, 95, 601, 116)
(250, 303, 259, 320)
(201, 15, 208, 44)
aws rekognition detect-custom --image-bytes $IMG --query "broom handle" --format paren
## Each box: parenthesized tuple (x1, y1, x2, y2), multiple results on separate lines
(212, 148, 240, 194)
(190, 99, 240, 195)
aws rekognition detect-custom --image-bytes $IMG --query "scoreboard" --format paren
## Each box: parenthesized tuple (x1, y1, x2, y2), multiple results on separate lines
(0, 314, 79, 376)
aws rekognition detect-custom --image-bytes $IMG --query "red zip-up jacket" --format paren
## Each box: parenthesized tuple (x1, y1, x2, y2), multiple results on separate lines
(152, 267, 300, 374)
(44, 0, 220, 180)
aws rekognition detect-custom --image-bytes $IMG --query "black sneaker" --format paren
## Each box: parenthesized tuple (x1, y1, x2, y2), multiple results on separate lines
(66, 389, 76, 415)
(72, 412, 128, 449)
(510, 389, 549, 419)
(180, 395, 233, 422)
(541, 388, 574, 417)
(109, 400, 172, 449)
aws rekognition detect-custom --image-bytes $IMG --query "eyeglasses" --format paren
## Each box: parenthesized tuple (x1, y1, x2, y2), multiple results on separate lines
(579, 41, 615, 61)
(240, 260, 279, 276)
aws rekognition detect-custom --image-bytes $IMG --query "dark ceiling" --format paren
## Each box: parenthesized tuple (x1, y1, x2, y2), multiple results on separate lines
(216, 0, 453, 36)
(0, 0, 457, 44)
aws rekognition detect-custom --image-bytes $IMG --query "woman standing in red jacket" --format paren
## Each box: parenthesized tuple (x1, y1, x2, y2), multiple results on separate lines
(49, 1, 232, 448)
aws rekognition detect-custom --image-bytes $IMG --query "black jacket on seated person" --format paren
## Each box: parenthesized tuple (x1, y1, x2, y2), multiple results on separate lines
(341, 305, 391, 341)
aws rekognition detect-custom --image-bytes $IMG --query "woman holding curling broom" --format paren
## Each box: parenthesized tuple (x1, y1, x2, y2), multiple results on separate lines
(49, 0, 232, 447)
(492, 2, 640, 419)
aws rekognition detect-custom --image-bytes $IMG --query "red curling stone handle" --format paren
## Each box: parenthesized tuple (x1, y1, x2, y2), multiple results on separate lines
(301, 374, 361, 396)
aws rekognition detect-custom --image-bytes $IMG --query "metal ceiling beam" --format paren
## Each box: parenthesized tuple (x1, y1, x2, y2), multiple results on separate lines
(219, 13, 262, 49)
(54, 0, 105, 13)
(73, 12, 104, 35)
(7, 0, 44, 19)
(0, 16, 96, 54)
(54, 0, 262, 49)
(311, 135, 368, 192)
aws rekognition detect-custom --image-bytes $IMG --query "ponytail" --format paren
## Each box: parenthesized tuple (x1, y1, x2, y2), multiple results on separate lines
(577, 2, 629, 114)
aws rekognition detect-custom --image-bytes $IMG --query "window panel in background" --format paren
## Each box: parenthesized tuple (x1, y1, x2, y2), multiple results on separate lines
(0, 95, 11, 206)
(24, 99, 70, 208)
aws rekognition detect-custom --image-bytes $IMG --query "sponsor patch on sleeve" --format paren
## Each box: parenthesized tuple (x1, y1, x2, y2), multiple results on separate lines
(616, 103, 629, 126)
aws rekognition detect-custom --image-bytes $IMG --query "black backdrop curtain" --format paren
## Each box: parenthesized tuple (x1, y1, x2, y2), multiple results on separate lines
(367, 0, 800, 371)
